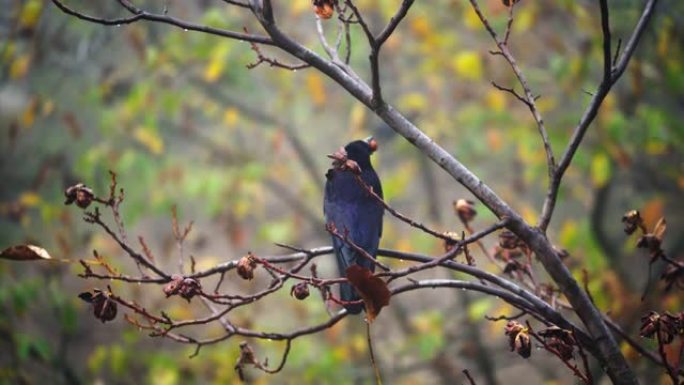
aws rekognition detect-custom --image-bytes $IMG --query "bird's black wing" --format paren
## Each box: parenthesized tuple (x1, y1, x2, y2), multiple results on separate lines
(324, 168, 383, 314)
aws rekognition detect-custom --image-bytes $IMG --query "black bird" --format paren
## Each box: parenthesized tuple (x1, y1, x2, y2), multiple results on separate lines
(324, 138, 384, 314)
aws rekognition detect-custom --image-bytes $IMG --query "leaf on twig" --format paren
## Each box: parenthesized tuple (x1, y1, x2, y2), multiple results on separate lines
(346, 265, 391, 322)
(653, 217, 666, 241)
(0, 244, 52, 261)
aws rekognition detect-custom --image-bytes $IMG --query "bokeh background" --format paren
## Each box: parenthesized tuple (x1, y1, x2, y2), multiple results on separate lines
(1, 0, 682, 384)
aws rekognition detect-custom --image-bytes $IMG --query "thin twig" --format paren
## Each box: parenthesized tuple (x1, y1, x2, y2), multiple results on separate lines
(50, 0, 274, 45)
(367, 322, 383, 385)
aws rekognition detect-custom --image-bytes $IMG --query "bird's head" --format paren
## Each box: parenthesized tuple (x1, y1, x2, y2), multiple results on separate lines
(344, 137, 378, 168)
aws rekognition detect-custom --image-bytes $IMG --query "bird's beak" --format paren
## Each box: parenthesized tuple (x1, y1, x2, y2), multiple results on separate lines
(365, 136, 378, 152)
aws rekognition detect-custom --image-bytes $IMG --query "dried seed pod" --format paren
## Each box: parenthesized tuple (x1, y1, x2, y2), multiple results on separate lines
(237, 253, 257, 280)
(290, 282, 310, 300)
(640, 311, 678, 344)
(235, 341, 258, 381)
(79, 289, 117, 323)
(621, 210, 643, 235)
(453, 199, 477, 223)
(503, 260, 523, 274)
(64, 183, 95, 209)
(661, 262, 684, 291)
(442, 231, 460, 253)
(504, 321, 531, 358)
(313, 0, 335, 19)
(539, 327, 575, 360)
(636, 234, 664, 263)
(177, 277, 202, 301)
(498, 230, 520, 250)
(163, 275, 184, 297)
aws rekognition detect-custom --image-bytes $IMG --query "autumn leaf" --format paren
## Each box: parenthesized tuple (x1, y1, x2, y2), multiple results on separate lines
(346, 265, 391, 322)
(0, 245, 52, 261)
(653, 217, 666, 241)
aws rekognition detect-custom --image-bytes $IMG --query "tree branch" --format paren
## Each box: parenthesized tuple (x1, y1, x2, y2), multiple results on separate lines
(50, 0, 274, 45)
(538, 0, 658, 232)
(468, 0, 555, 178)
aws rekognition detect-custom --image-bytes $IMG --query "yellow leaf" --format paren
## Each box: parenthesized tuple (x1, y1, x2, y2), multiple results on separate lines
(485, 89, 506, 112)
(486, 128, 503, 151)
(590, 152, 611, 187)
(19, 0, 42, 29)
(10, 54, 31, 79)
(398, 92, 427, 112)
(348, 103, 366, 133)
(463, 5, 481, 30)
(20, 98, 38, 128)
(203, 58, 225, 83)
(513, 6, 536, 33)
(646, 141, 667, 155)
(395, 238, 413, 253)
(291, 0, 310, 15)
(134, 126, 164, 155)
(521, 205, 537, 224)
(41, 99, 54, 116)
(203, 45, 230, 82)
(306, 72, 327, 107)
(222, 107, 239, 127)
(536, 96, 557, 113)
(452, 51, 482, 81)
(2, 42, 15, 61)
(19, 192, 41, 207)
(410, 16, 432, 38)
(641, 199, 663, 231)
(559, 220, 578, 249)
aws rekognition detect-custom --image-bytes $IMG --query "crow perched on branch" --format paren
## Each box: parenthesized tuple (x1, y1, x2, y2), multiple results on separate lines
(324, 138, 384, 314)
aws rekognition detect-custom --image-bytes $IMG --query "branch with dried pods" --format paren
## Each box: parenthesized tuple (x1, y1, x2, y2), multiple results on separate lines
(45, 0, 674, 384)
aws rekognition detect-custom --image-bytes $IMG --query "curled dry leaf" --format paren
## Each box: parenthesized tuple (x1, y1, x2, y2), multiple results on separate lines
(539, 326, 576, 361)
(0, 244, 52, 261)
(621, 209, 644, 235)
(64, 183, 95, 209)
(639, 311, 679, 344)
(504, 321, 531, 358)
(653, 217, 666, 241)
(236, 253, 257, 280)
(313, 0, 335, 19)
(442, 231, 460, 253)
(453, 199, 477, 223)
(163, 275, 202, 302)
(498, 230, 520, 250)
(290, 282, 310, 300)
(79, 289, 117, 323)
(345, 265, 391, 322)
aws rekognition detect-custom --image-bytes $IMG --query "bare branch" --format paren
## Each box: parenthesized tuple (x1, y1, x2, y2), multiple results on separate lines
(50, 0, 274, 45)
(538, 0, 658, 232)
(376, 0, 414, 46)
(468, 0, 555, 178)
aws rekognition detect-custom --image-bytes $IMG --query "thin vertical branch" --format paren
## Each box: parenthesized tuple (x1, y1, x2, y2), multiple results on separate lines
(468, 0, 555, 179)
(538, 0, 658, 231)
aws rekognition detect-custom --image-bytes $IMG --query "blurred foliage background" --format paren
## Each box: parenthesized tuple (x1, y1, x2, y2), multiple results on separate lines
(0, 0, 682, 384)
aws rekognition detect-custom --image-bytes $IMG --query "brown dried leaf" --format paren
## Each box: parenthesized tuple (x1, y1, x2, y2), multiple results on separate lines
(653, 217, 666, 242)
(0, 244, 52, 261)
(345, 265, 391, 322)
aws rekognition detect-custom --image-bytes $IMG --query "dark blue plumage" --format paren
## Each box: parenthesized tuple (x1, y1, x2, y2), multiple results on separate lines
(324, 139, 384, 314)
